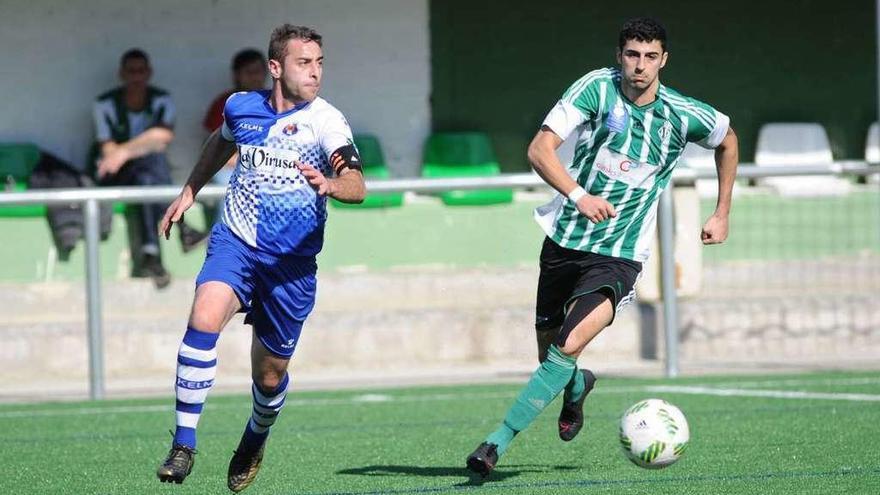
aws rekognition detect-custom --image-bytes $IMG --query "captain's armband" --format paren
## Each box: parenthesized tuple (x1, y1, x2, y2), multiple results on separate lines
(329, 144, 363, 175)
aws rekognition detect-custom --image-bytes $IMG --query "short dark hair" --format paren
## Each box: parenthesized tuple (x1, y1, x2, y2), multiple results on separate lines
(618, 17, 667, 52)
(232, 48, 267, 72)
(268, 24, 322, 62)
(120, 48, 150, 67)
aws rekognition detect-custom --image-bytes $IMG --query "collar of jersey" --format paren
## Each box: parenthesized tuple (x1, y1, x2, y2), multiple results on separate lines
(262, 96, 312, 117)
(616, 82, 664, 112)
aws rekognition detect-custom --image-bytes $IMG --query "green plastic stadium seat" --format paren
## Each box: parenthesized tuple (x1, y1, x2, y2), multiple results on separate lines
(421, 132, 513, 206)
(0, 143, 40, 183)
(0, 143, 126, 218)
(331, 134, 404, 208)
(0, 143, 44, 217)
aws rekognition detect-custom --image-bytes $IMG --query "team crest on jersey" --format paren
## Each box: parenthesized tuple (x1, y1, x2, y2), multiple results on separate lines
(658, 121, 673, 141)
(282, 123, 298, 136)
(606, 99, 629, 133)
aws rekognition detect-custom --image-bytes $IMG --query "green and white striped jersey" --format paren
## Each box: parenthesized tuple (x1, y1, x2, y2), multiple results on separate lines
(534, 67, 729, 262)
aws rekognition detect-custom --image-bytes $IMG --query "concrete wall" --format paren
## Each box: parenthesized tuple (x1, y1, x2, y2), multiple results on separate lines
(0, 269, 648, 400)
(0, 0, 430, 178)
(4, 267, 878, 401)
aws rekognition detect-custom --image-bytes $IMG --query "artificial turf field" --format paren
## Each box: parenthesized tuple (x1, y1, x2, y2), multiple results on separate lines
(2, 370, 879, 494)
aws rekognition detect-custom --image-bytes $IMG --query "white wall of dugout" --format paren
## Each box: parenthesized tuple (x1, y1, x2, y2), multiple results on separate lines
(0, 0, 431, 178)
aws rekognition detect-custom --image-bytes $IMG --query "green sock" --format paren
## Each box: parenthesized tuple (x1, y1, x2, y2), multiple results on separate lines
(485, 422, 517, 455)
(484, 345, 576, 456)
(563, 366, 586, 403)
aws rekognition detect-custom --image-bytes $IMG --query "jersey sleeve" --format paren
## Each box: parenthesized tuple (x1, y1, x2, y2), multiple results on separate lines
(684, 97, 729, 149)
(219, 93, 244, 142)
(93, 101, 112, 143)
(318, 110, 354, 159)
(542, 73, 604, 140)
(153, 94, 176, 130)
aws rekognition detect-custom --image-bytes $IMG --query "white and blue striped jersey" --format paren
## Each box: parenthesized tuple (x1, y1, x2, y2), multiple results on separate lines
(219, 90, 354, 256)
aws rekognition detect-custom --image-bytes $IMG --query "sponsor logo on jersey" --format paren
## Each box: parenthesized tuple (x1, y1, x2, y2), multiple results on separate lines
(618, 159, 654, 172)
(237, 122, 264, 132)
(598, 157, 645, 177)
(596, 159, 622, 179)
(606, 99, 629, 133)
(238, 145, 300, 170)
(619, 160, 637, 172)
(595, 148, 657, 185)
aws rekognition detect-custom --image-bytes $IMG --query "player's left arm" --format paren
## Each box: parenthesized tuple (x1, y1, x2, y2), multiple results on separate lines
(701, 126, 739, 245)
(297, 143, 366, 203)
(301, 110, 366, 203)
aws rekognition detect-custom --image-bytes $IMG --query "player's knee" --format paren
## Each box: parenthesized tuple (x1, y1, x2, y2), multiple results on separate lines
(188, 310, 224, 333)
(190, 282, 237, 332)
(558, 340, 581, 358)
(253, 370, 285, 392)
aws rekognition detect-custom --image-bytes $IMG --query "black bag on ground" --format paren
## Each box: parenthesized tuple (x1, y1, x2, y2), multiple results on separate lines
(27, 151, 113, 259)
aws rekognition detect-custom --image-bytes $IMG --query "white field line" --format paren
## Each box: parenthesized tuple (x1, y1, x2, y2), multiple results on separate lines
(0, 404, 172, 419)
(708, 376, 880, 389)
(2, 378, 879, 419)
(0, 388, 647, 419)
(648, 385, 880, 402)
(0, 391, 521, 419)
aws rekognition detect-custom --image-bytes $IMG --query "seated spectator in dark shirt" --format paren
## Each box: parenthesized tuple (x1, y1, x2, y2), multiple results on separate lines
(93, 48, 206, 288)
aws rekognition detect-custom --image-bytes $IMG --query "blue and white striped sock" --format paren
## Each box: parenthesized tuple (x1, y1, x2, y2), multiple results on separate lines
(173, 326, 219, 449)
(241, 373, 290, 450)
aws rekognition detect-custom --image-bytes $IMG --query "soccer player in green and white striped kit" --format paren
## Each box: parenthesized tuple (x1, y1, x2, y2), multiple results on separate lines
(466, 17, 739, 476)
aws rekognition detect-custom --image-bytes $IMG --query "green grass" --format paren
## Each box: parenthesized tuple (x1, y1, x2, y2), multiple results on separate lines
(701, 190, 880, 262)
(2, 371, 879, 494)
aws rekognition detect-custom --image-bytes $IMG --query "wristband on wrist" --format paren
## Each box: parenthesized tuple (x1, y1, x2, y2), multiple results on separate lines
(567, 186, 587, 203)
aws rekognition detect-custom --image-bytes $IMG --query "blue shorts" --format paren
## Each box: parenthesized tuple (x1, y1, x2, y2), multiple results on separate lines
(196, 223, 317, 358)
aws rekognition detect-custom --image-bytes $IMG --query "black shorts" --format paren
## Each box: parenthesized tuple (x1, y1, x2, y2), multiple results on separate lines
(535, 237, 642, 331)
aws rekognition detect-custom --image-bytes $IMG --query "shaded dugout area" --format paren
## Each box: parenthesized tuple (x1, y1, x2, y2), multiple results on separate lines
(431, 0, 876, 170)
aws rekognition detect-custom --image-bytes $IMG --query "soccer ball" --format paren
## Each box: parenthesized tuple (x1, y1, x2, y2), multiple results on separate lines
(619, 398, 690, 469)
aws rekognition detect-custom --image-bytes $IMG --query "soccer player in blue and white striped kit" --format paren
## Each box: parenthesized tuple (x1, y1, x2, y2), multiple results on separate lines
(156, 24, 365, 492)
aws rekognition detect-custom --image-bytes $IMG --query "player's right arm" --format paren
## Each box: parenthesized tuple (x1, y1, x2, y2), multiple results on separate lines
(528, 72, 617, 224)
(160, 128, 236, 239)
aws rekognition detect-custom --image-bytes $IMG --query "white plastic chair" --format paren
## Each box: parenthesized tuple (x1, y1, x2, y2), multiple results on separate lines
(866, 122, 880, 163)
(864, 122, 879, 184)
(754, 123, 850, 196)
(678, 144, 740, 198)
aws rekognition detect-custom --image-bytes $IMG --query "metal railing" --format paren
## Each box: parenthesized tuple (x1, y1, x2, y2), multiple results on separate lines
(0, 162, 876, 397)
